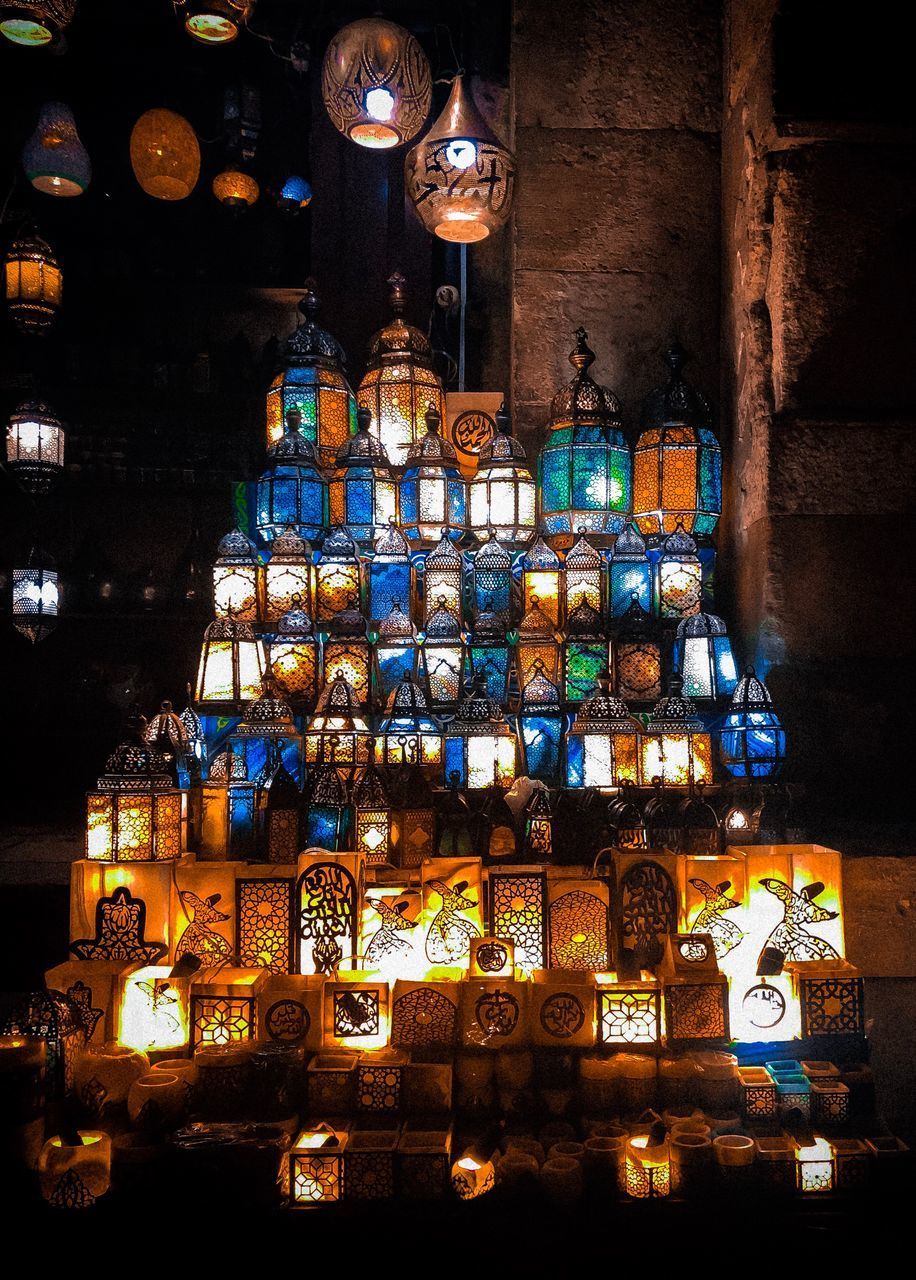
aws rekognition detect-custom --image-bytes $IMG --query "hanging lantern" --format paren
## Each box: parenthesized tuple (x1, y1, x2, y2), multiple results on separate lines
(212, 166, 259, 207)
(5, 232, 61, 333)
(563, 529, 603, 618)
(468, 404, 535, 545)
(444, 677, 517, 790)
(373, 600, 419, 705)
(518, 663, 565, 783)
(516, 597, 560, 691)
(267, 597, 319, 705)
(198, 747, 256, 859)
(633, 343, 721, 537)
(614, 594, 662, 704)
(375, 673, 442, 773)
(610, 522, 652, 618)
(182, 0, 254, 43)
(277, 174, 312, 212)
(321, 17, 431, 149)
(195, 619, 266, 707)
(423, 532, 463, 623)
(563, 597, 608, 704)
(0, 1, 75, 45)
(368, 521, 412, 625)
(303, 762, 350, 851)
(472, 532, 512, 622)
(523, 788, 553, 860)
(266, 283, 357, 458)
(256, 410, 327, 543)
(12, 548, 58, 642)
(357, 272, 446, 468)
(86, 730, 184, 863)
(328, 407, 397, 545)
(322, 594, 372, 706)
(719, 668, 786, 779)
(179, 699, 205, 781)
(6, 399, 65, 493)
(405, 74, 515, 243)
(22, 102, 90, 196)
(520, 535, 561, 626)
(566, 671, 641, 788)
(674, 612, 738, 702)
(658, 521, 702, 621)
(262, 527, 312, 622)
(129, 109, 200, 201)
(640, 679, 714, 787)
(255, 750, 301, 865)
(314, 525, 362, 622)
(399, 407, 467, 545)
(468, 602, 511, 704)
(539, 329, 631, 546)
(352, 752, 393, 866)
(212, 528, 259, 621)
(419, 599, 465, 708)
(389, 763, 435, 867)
(304, 674, 372, 774)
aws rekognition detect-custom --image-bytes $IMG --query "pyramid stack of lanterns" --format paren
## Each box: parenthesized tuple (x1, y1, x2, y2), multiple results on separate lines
(20, 279, 896, 1214)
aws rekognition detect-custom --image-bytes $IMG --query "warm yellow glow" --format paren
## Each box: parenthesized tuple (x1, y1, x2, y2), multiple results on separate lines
(798, 1137, 834, 1192)
(640, 730, 712, 786)
(264, 564, 311, 620)
(625, 1135, 670, 1198)
(213, 565, 258, 620)
(212, 168, 259, 206)
(119, 966, 189, 1053)
(466, 734, 516, 789)
(523, 572, 560, 625)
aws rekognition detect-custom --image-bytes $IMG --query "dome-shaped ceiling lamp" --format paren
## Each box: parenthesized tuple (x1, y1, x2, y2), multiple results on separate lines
(130, 109, 201, 202)
(22, 102, 91, 197)
(405, 74, 515, 243)
(181, 0, 254, 44)
(276, 174, 312, 213)
(212, 166, 259, 208)
(321, 17, 431, 150)
(0, 1, 75, 46)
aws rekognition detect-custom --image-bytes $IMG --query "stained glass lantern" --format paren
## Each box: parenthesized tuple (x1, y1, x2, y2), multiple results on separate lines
(231, 681, 303, 789)
(610, 522, 652, 618)
(352, 752, 393, 866)
(564, 530, 603, 617)
(633, 343, 721, 537)
(277, 174, 311, 212)
(304, 674, 373, 773)
(614, 594, 662, 704)
(304, 762, 350, 850)
(129, 108, 200, 201)
(640, 680, 714, 786)
(564, 597, 608, 704)
(523, 787, 553, 860)
(321, 17, 431, 149)
(6, 399, 65, 493)
(182, 0, 254, 44)
(419, 599, 465, 707)
(258, 413, 326, 546)
(423, 532, 463, 623)
(322, 594, 372, 707)
(1, 0, 75, 45)
(566, 671, 640, 789)
(267, 598, 318, 705)
(539, 329, 631, 546)
(179, 700, 205, 781)
(86, 733, 183, 862)
(375, 674, 442, 772)
(328, 407, 397, 545)
(468, 602, 511, 704)
(472, 532, 512, 622)
(315, 525, 363, 623)
(212, 167, 259, 207)
(468, 404, 535, 546)
(195, 619, 266, 708)
(674, 612, 738, 702)
(5, 231, 62, 333)
(256, 751, 301, 864)
(374, 600, 419, 705)
(444, 677, 518, 790)
(521, 535, 561, 626)
(368, 521, 413, 625)
(389, 763, 435, 867)
(22, 101, 91, 196)
(11, 548, 58, 642)
(199, 747, 256, 860)
(519, 663, 564, 784)
(212, 528, 259, 621)
(263, 527, 312, 622)
(658, 521, 702, 621)
(266, 283, 357, 457)
(719, 668, 786, 779)
(516, 597, 560, 691)
(399, 407, 467, 546)
(358, 272, 446, 468)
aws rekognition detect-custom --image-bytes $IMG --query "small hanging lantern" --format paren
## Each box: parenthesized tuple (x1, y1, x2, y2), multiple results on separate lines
(6, 399, 65, 493)
(352, 750, 393, 866)
(564, 530, 603, 617)
(328, 407, 397, 546)
(303, 762, 350, 850)
(373, 600, 419, 705)
(516, 596, 560, 691)
(518, 662, 565, 783)
(633, 343, 721, 537)
(314, 525, 362, 622)
(523, 787, 553, 861)
(399, 406, 467, 546)
(22, 101, 90, 196)
(419, 598, 465, 708)
(304, 673, 373, 774)
(212, 528, 259, 621)
(389, 763, 435, 867)
(640, 679, 714, 787)
(12, 547, 58, 642)
(444, 677, 517, 790)
(566, 671, 640, 789)
(368, 521, 413, 625)
(129, 109, 200, 201)
(719, 668, 786, 779)
(520, 535, 562, 626)
(563, 596, 608, 704)
(375, 673, 442, 772)
(468, 404, 535, 546)
(198, 747, 256, 860)
(0, 1, 75, 45)
(614, 594, 662, 704)
(423, 532, 463, 623)
(144, 700, 188, 773)
(610, 522, 652, 618)
(405, 73, 515, 243)
(5, 231, 62, 333)
(468, 601, 511, 704)
(256, 409, 327, 543)
(86, 724, 184, 862)
(276, 174, 311, 212)
(255, 749, 301, 864)
(212, 166, 259, 207)
(539, 329, 631, 546)
(182, 0, 254, 43)
(267, 597, 319, 705)
(195, 618, 266, 708)
(262, 527, 312, 622)
(322, 594, 372, 706)
(321, 17, 431, 149)
(357, 272, 446, 468)
(673, 611, 738, 702)
(658, 521, 702, 621)
(472, 531, 512, 622)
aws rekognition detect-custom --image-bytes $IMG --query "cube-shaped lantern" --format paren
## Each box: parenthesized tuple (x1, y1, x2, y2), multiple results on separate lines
(189, 967, 265, 1051)
(797, 963, 864, 1037)
(307, 1051, 358, 1113)
(314, 525, 363, 624)
(343, 1129, 399, 1200)
(459, 979, 528, 1050)
(738, 1066, 778, 1120)
(566, 671, 640, 788)
(468, 404, 536, 548)
(258, 974, 325, 1051)
(356, 1048, 408, 1112)
(469, 936, 515, 979)
(811, 1080, 850, 1125)
(397, 1124, 453, 1200)
(70, 859, 182, 966)
(530, 971, 596, 1049)
(324, 972, 389, 1050)
(443, 679, 517, 791)
(659, 931, 730, 1044)
(289, 1123, 349, 1205)
(639, 682, 713, 787)
(596, 974, 662, 1048)
(117, 963, 190, 1056)
(390, 977, 459, 1050)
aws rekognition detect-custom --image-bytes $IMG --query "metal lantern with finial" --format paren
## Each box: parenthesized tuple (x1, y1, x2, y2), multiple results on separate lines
(375, 673, 443, 773)
(566, 671, 641, 788)
(468, 403, 535, 546)
(212, 528, 259, 621)
(303, 761, 350, 851)
(144, 700, 189, 772)
(472, 531, 512, 622)
(195, 618, 266, 708)
(11, 547, 58, 643)
(516, 595, 561, 691)
(86, 718, 184, 862)
(523, 786, 553, 860)
(673, 612, 738, 702)
(373, 600, 419, 705)
(610, 522, 652, 618)
(254, 748, 301, 864)
(321, 17, 431, 150)
(719, 668, 786, 779)
(563, 595, 608, 704)
(352, 748, 393, 866)
(518, 662, 565, 784)
(322, 593, 371, 707)
(640, 678, 714, 787)
(6, 399, 65, 493)
(633, 342, 721, 538)
(266, 282, 357, 457)
(328, 406, 397, 545)
(357, 273, 446, 468)
(658, 521, 702, 621)
(520, 535, 562, 627)
(304, 674, 373, 774)
(564, 529, 603, 617)
(267, 597, 318, 705)
(368, 520, 413, 625)
(399, 406, 467, 545)
(423, 531, 463, 623)
(539, 328, 631, 547)
(444, 677, 517, 790)
(263, 527, 312, 622)
(198, 746, 256, 859)
(256, 409, 327, 543)
(314, 525, 362, 623)
(5, 231, 62, 333)
(614, 594, 662, 704)
(418, 598, 465, 709)
(230, 680, 303, 787)
(467, 600, 511, 704)
(389, 762, 435, 867)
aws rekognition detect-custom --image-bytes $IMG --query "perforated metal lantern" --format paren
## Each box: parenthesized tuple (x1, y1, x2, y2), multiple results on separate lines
(610, 523, 652, 618)
(674, 612, 738, 702)
(22, 100, 90, 196)
(539, 329, 631, 546)
(368, 521, 413, 624)
(255, 751, 301, 864)
(563, 597, 609, 704)
(11, 548, 58, 643)
(389, 763, 435, 867)
(468, 404, 535, 546)
(195, 619, 266, 708)
(358, 273, 446, 468)
(212, 166, 259, 207)
(256, 409, 327, 543)
(443, 677, 517, 790)
(566, 671, 641, 788)
(314, 525, 363, 623)
(86, 732, 183, 862)
(658, 522, 702, 621)
(640, 680, 713, 786)
(328, 407, 397, 546)
(352, 753, 393, 866)
(6, 399, 65, 493)
(399, 406, 467, 546)
(563, 530, 603, 618)
(1, 1, 75, 46)
(375, 673, 442, 772)
(267, 598, 319, 705)
(520, 535, 562, 626)
(374, 599, 419, 706)
(614, 594, 662, 704)
(633, 343, 721, 537)
(516, 597, 560, 691)
(231, 682, 303, 787)
(518, 663, 565, 784)
(423, 532, 463, 623)
(321, 17, 431, 150)
(5, 231, 62, 333)
(467, 602, 511, 704)
(129, 108, 200, 201)
(419, 599, 465, 707)
(322, 593, 372, 707)
(304, 762, 350, 850)
(719, 668, 786, 779)
(304, 674, 373, 773)
(263, 527, 312, 622)
(472, 532, 512, 622)
(212, 528, 259, 622)
(198, 747, 256, 859)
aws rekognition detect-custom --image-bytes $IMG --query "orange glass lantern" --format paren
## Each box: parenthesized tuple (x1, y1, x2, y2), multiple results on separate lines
(267, 598, 319, 705)
(314, 525, 362, 623)
(212, 166, 259, 207)
(86, 733, 184, 863)
(129, 109, 200, 201)
(5, 231, 61, 332)
(639, 681, 713, 786)
(520, 535, 562, 626)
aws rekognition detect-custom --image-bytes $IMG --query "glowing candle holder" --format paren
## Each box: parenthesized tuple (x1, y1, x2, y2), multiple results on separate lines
(39, 1131, 111, 1209)
(322, 17, 431, 150)
(304, 674, 373, 774)
(23, 100, 91, 196)
(267, 598, 319, 705)
(797, 1136, 835, 1193)
(290, 1124, 348, 1205)
(314, 525, 363, 623)
(624, 1134, 670, 1199)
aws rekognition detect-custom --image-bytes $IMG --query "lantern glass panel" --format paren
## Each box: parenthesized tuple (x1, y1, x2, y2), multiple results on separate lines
(616, 641, 661, 703)
(315, 564, 361, 622)
(268, 639, 318, 702)
(266, 365, 357, 456)
(358, 364, 446, 469)
(564, 641, 606, 704)
(323, 642, 371, 705)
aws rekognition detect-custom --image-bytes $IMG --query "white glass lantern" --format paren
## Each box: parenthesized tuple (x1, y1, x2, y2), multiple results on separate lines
(423, 532, 463, 624)
(12, 548, 58, 643)
(86, 734, 184, 863)
(674, 612, 738, 702)
(6, 399, 65, 494)
(658, 522, 702, 621)
(566, 671, 641, 789)
(419, 599, 465, 707)
(263, 527, 312, 622)
(443, 678, 517, 790)
(195, 619, 266, 708)
(640, 681, 714, 787)
(399, 406, 467, 546)
(374, 599, 420, 706)
(468, 404, 535, 547)
(212, 528, 259, 622)
(375, 673, 443, 773)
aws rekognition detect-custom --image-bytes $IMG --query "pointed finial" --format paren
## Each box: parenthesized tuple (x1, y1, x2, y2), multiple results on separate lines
(298, 278, 319, 321)
(425, 404, 442, 434)
(664, 341, 688, 378)
(285, 407, 303, 434)
(495, 400, 511, 434)
(356, 406, 372, 433)
(569, 326, 595, 373)
(388, 271, 407, 316)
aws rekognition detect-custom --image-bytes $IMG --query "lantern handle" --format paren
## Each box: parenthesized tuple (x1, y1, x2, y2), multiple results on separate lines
(590, 845, 616, 878)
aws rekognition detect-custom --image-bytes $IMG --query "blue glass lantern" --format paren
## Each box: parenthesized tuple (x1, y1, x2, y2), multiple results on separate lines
(468, 602, 511, 704)
(610, 522, 652, 618)
(673, 612, 738, 702)
(375, 673, 443, 775)
(472, 531, 512, 622)
(719, 667, 786, 779)
(419, 598, 465, 708)
(373, 600, 419, 706)
(398, 406, 467, 546)
(314, 525, 363, 622)
(423, 532, 463, 625)
(563, 596, 608, 704)
(304, 762, 350, 850)
(566, 671, 641, 788)
(277, 174, 312, 211)
(468, 403, 536, 548)
(304, 673, 373, 775)
(539, 328, 631, 546)
(256, 408, 327, 543)
(368, 520, 412, 624)
(230, 682, 304, 790)
(328, 406, 398, 546)
(519, 662, 564, 784)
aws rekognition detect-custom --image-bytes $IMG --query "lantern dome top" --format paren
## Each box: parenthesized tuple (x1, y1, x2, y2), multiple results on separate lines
(313, 672, 368, 723)
(271, 526, 311, 559)
(352, 756, 389, 807)
(519, 598, 555, 636)
(278, 597, 314, 635)
(8, 230, 58, 266)
(283, 280, 348, 367)
(386, 672, 434, 716)
(566, 596, 605, 637)
(374, 520, 410, 557)
(521, 662, 561, 707)
(336, 407, 392, 467)
(521, 535, 561, 572)
(473, 600, 507, 641)
(480, 402, 528, 464)
(425, 598, 462, 639)
(662, 521, 698, 558)
(426, 532, 462, 567)
(210, 747, 247, 782)
(367, 272, 437, 367)
(565, 531, 602, 569)
(613, 523, 647, 559)
(730, 666, 776, 713)
(676, 611, 727, 639)
(378, 599, 416, 640)
(203, 617, 258, 641)
(320, 525, 357, 559)
(328, 593, 367, 637)
(549, 327, 623, 430)
(641, 341, 712, 433)
(648, 678, 703, 729)
(452, 677, 510, 733)
(144, 700, 188, 755)
(575, 671, 639, 730)
(100, 736, 174, 790)
(180, 701, 204, 750)
(405, 406, 459, 465)
(475, 533, 512, 570)
(11, 397, 59, 423)
(268, 411, 322, 465)
(216, 528, 257, 562)
(235, 682, 298, 737)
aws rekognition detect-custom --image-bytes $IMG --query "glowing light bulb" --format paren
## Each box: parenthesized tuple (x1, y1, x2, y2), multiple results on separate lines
(365, 87, 395, 121)
(445, 138, 477, 169)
